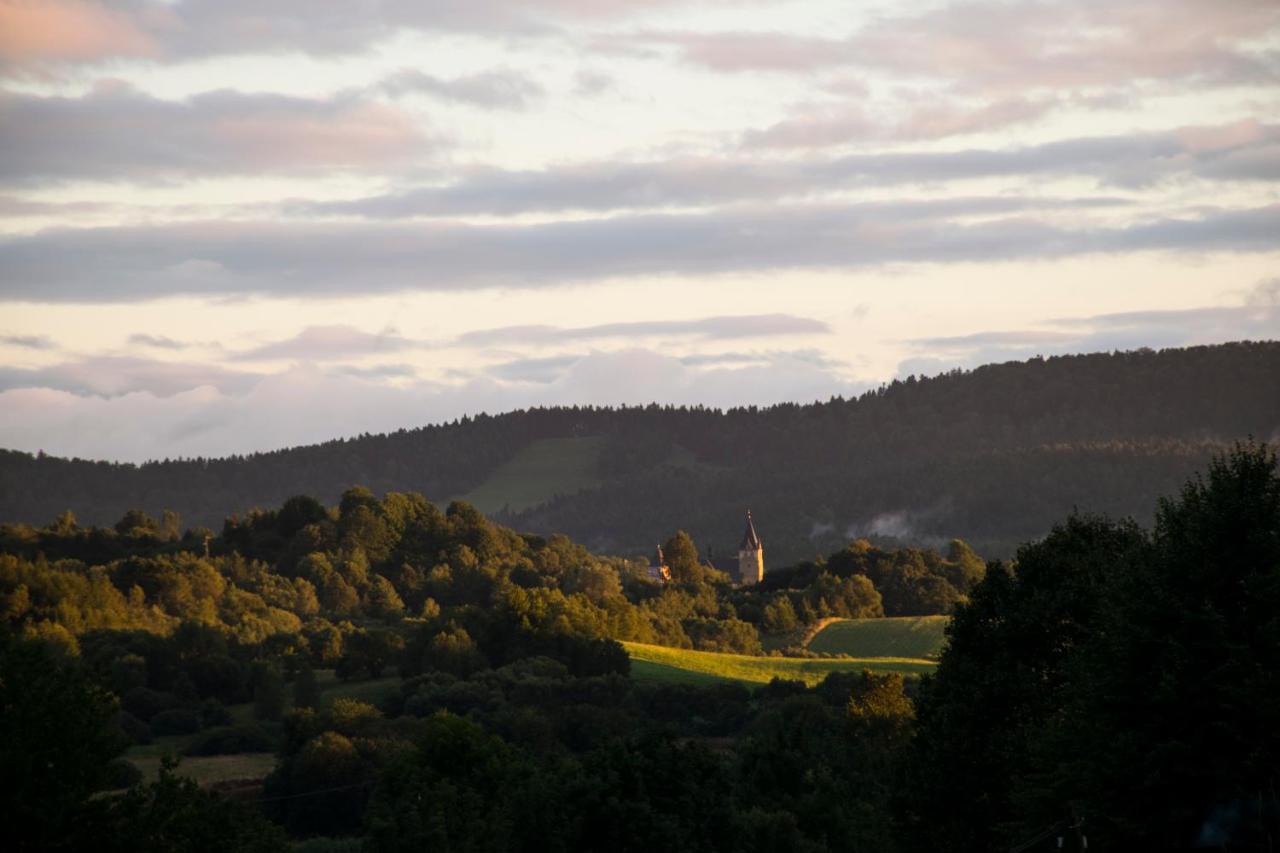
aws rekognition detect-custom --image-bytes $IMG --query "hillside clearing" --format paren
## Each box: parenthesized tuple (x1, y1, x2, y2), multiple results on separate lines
(624, 642, 936, 687)
(806, 616, 949, 659)
(458, 436, 606, 514)
(128, 751, 278, 786)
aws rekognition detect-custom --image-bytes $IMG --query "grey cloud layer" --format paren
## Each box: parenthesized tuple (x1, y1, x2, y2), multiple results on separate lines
(3, 202, 1276, 302)
(306, 123, 1279, 219)
(225, 315, 829, 367)
(456, 314, 830, 347)
(645, 0, 1279, 86)
(231, 325, 419, 362)
(1, 333, 54, 349)
(0, 349, 864, 462)
(0, 85, 430, 183)
(376, 68, 544, 109)
(899, 286, 1280, 376)
(0, 356, 261, 396)
(0, 0, 748, 70)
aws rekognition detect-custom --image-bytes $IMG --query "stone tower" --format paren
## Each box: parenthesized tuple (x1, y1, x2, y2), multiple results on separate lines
(737, 510, 764, 585)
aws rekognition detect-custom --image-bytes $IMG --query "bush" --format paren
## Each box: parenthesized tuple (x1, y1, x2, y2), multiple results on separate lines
(150, 708, 200, 736)
(199, 698, 232, 728)
(116, 710, 152, 745)
(185, 724, 279, 756)
(121, 686, 179, 721)
(327, 698, 380, 735)
(103, 757, 144, 790)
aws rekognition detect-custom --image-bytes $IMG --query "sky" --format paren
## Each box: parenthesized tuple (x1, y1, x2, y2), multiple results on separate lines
(0, 0, 1277, 462)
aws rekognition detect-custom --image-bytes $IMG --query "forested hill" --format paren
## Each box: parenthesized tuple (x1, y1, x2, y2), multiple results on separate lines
(2, 341, 1277, 562)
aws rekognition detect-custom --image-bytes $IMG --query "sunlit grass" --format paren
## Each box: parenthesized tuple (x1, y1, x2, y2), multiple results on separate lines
(624, 642, 936, 687)
(806, 616, 949, 659)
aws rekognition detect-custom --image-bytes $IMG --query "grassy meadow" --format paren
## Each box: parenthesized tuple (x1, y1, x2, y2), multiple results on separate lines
(806, 616, 949, 659)
(623, 642, 937, 687)
(458, 436, 606, 514)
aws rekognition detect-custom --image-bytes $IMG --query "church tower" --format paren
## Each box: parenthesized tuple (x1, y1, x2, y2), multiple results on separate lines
(737, 510, 764, 585)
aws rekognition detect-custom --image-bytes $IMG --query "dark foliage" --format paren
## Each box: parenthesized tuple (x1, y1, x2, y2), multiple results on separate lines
(901, 442, 1280, 851)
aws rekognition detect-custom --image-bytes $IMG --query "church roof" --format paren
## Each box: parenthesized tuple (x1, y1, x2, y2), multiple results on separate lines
(739, 510, 762, 551)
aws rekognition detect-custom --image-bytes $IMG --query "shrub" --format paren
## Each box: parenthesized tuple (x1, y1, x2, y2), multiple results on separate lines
(327, 698, 380, 735)
(103, 757, 144, 790)
(121, 686, 179, 721)
(199, 698, 232, 727)
(116, 710, 152, 745)
(185, 724, 279, 756)
(150, 708, 200, 736)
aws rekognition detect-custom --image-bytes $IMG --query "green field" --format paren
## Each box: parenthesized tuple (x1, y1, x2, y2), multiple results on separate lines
(458, 436, 606, 514)
(806, 616, 949, 659)
(123, 670, 402, 788)
(624, 642, 936, 687)
(128, 749, 278, 786)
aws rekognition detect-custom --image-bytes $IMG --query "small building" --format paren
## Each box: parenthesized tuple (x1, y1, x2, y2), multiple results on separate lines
(705, 510, 766, 586)
(737, 510, 764, 586)
(646, 545, 671, 583)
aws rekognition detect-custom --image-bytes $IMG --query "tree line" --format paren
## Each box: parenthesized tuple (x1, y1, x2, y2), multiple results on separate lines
(2, 341, 1276, 563)
(2, 441, 1277, 849)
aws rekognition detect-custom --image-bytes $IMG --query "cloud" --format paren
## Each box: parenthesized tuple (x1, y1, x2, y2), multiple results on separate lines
(0, 348, 863, 462)
(677, 349, 841, 369)
(485, 346, 843, 384)
(641, 30, 856, 73)
(899, 282, 1280, 376)
(0, 0, 156, 68)
(911, 330, 1079, 350)
(1, 333, 54, 349)
(487, 354, 582, 383)
(456, 314, 830, 347)
(128, 333, 187, 350)
(330, 363, 420, 380)
(0, 0, 755, 72)
(3, 202, 1277, 302)
(231, 325, 421, 361)
(1246, 277, 1280, 307)
(644, 0, 1280, 90)
(848, 0, 1280, 91)
(744, 95, 1059, 147)
(304, 123, 1278, 219)
(573, 69, 615, 96)
(0, 83, 432, 184)
(377, 68, 544, 108)
(0, 356, 262, 397)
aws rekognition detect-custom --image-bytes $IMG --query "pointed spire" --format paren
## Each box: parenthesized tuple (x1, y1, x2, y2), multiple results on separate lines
(740, 510, 762, 551)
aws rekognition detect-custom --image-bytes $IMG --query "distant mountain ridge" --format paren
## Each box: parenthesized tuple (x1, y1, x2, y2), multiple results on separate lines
(2, 341, 1277, 563)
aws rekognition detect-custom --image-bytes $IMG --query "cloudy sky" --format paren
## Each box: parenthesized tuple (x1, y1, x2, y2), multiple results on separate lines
(0, 0, 1277, 461)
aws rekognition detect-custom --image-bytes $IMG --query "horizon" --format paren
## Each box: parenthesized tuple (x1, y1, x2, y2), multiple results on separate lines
(6, 339, 1273, 466)
(2, 0, 1278, 462)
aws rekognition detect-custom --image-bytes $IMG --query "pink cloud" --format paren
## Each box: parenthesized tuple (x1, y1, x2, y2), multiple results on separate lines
(636, 0, 1278, 97)
(742, 108, 878, 149)
(660, 31, 853, 73)
(1175, 119, 1272, 153)
(1, 84, 434, 180)
(0, 0, 155, 65)
(852, 0, 1280, 91)
(742, 96, 1056, 149)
